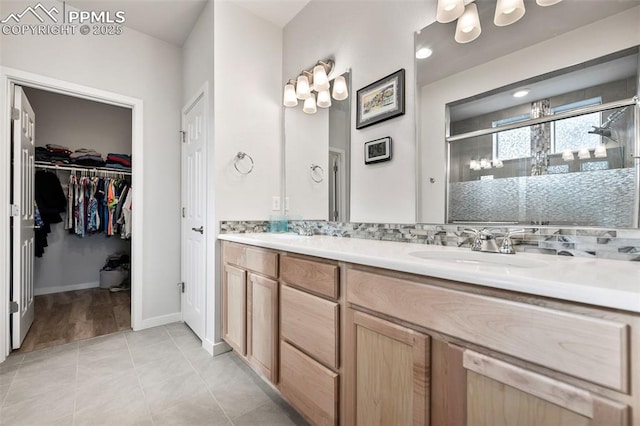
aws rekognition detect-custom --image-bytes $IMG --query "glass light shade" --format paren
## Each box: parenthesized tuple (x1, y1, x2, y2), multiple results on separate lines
(536, 0, 562, 6)
(283, 84, 298, 107)
(562, 149, 574, 161)
(313, 65, 330, 92)
(332, 75, 348, 101)
(578, 148, 591, 160)
(492, 159, 504, 168)
(436, 0, 464, 23)
(303, 93, 317, 114)
(469, 160, 478, 170)
(494, 0, 525, 26)
(455, 3, 481, 44)
(480, 158, 491, 169)
(296, 75, 311, 100)
(594, 144, 607, 158)
(317, 90, 332, 108)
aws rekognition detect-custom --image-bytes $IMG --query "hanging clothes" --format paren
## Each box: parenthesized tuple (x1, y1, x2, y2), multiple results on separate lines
(34, 170, 67, 257)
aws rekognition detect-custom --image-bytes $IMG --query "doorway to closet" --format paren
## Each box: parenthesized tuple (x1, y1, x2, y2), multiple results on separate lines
(11, 86, 133, 353)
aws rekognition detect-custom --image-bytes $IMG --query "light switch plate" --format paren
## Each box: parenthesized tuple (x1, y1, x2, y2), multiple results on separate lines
(272, 196, 281, 211)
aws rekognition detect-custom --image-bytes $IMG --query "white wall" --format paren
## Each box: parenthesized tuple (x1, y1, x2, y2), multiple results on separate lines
(214, 1, 283, 223)
(22, 87, 132, 294)
(418, 6, 640, 223)
(0, 0, 183, 324)
(283, 1, 432, 224)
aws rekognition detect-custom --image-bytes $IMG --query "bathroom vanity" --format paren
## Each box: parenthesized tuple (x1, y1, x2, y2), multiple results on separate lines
(219, 233, 640, 426)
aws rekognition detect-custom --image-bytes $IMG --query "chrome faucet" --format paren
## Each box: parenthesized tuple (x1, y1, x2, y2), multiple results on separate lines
(464, 228, 524, 254)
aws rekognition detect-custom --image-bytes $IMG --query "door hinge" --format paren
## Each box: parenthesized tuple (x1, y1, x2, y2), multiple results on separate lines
(9, 301, 18, 314)
(10, 204, 19, 217)
(11, 107, 20, 121)
(182, 207, 186, 218)
(180, 131, 186, 143)
(177, 282, 185, 293)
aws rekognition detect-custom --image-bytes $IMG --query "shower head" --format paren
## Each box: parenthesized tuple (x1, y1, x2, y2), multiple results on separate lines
(588, 126, 612, 138)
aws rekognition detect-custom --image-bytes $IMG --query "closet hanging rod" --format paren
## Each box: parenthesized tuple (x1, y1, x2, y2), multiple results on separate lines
(34, 161, 132, 176)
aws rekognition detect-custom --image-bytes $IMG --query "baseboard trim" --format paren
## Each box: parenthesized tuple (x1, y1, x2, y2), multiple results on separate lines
(141, 312, 182, 330)
(34, 281, 100, 296)
(213, 340, 232, 356)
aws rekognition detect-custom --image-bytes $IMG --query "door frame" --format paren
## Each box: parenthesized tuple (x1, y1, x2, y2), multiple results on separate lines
(0, 66, 145, 362)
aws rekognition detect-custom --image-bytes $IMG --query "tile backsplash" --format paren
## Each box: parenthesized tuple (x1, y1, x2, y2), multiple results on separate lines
(220, 220, 640, 262)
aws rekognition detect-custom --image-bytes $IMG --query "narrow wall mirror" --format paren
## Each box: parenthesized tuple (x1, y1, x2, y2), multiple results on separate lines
(284, 71, 351, 222)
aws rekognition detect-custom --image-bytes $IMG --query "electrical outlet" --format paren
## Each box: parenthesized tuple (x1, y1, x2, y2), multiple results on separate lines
(285, 197, 290, 211)
(272, 196, 281, 211)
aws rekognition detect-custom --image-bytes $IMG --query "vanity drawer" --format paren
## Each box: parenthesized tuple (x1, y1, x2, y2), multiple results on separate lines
(279, 340, 339, 426)
(281, 285, 339, 370)
(281, 255, 339, 299)
(346, 268, 629, 392)
(222, 242, 278, 279)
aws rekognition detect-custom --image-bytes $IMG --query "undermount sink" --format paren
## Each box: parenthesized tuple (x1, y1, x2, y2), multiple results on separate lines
(408, 250, 549, 269)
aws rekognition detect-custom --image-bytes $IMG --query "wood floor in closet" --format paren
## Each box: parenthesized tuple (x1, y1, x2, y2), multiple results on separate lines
(15, 288, 131, 354)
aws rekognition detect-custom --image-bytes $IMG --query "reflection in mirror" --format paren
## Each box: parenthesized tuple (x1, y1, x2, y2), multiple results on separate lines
(285, 71, 351, 221)
(446, 49, 639, 227)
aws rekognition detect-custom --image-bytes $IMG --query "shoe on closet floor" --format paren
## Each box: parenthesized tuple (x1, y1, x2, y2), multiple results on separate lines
(109, 278, 130, 293)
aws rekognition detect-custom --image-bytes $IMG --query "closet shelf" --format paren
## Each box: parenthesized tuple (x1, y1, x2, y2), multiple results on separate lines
(35, 161, 131, 176)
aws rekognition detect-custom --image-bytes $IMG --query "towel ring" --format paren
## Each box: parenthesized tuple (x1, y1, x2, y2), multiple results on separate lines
(310, 164, 324, 183)
(234, 152, 254, 175)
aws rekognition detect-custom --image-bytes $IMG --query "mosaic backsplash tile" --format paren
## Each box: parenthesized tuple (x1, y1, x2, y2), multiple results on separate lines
(220, 220, 640, 262)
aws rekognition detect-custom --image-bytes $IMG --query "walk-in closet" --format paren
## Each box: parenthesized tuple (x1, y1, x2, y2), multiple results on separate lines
(12, 87, 133, 353)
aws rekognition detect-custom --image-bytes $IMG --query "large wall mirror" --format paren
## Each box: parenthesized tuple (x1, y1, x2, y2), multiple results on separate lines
(284, 71, 351, 222)
(416, 0, 640, 227)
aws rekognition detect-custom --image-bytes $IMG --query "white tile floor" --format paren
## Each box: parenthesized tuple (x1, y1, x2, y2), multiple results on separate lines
(0, 323, 307, 425)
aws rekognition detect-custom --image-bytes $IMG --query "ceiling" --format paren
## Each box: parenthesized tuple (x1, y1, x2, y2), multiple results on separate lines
(65, 0, 309, 47)
(416, 0, 640, 88)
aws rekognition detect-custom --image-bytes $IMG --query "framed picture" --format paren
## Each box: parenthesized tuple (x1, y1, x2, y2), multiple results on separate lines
(356, 69, 405, 129)
(364, 137, 392, 165)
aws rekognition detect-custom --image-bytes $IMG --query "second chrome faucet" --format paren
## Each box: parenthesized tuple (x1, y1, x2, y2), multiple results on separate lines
(464, 228, 524, 254)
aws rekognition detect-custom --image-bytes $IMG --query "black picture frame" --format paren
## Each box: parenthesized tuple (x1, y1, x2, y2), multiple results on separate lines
(364, 137, 392, 165)
(356, 69, 405, 129)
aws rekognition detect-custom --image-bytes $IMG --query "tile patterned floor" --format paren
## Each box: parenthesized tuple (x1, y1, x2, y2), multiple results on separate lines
(0, 323, 307, 425)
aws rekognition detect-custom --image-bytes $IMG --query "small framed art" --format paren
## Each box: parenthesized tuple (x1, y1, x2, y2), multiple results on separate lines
(364, 137, 392, 165)
(356, 69, 405, 129)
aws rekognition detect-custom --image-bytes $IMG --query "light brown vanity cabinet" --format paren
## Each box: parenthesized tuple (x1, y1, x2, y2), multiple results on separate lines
(279, 253, 341, 426)
(346, 309, 429, 426)
(345, 265, 636, 426)
(222, 242, 279, 383)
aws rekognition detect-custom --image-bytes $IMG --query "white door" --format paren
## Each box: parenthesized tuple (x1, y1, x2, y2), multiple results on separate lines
(181, 92, 206, 340)
(12, 86, 35, 349)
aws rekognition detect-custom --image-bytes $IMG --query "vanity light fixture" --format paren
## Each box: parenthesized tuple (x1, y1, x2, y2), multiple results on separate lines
(494, 0, 526, 27)
(283, 80, 298, 107)
(438, 0, 562, 44)
(469, 159, 480, 170)
(416, 47, 433, 59)
(332, 75, 349, 101)
(283, 59, 348, 113)
(492, 159, 504, 168)
(578, 148, 591, 160)
(594, 144, 607, 158)
(513, 89, 530, 98)
(480, 158, 492, 169)
(436, 0, 465, 23)
(455, 3, 482, 44)
(303, 93, 317, 114)
(562, 149, 574, 161)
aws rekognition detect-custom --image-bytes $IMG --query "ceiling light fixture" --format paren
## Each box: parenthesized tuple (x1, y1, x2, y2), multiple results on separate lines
(416, 47, 433, 59)
(283, 59, 348, 113)
(437, 0, 562, 44)
(513, 89, 530, 98)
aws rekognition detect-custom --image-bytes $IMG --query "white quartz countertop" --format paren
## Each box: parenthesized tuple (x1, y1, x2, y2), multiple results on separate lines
(218, 232, 640, 313)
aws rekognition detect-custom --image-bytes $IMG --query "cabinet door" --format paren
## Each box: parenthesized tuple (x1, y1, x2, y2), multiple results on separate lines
(347, 309, 430, 426)
(247, 273, 278, 383)
(222, 264, 246, 355)
(443, 344, 629, 426)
